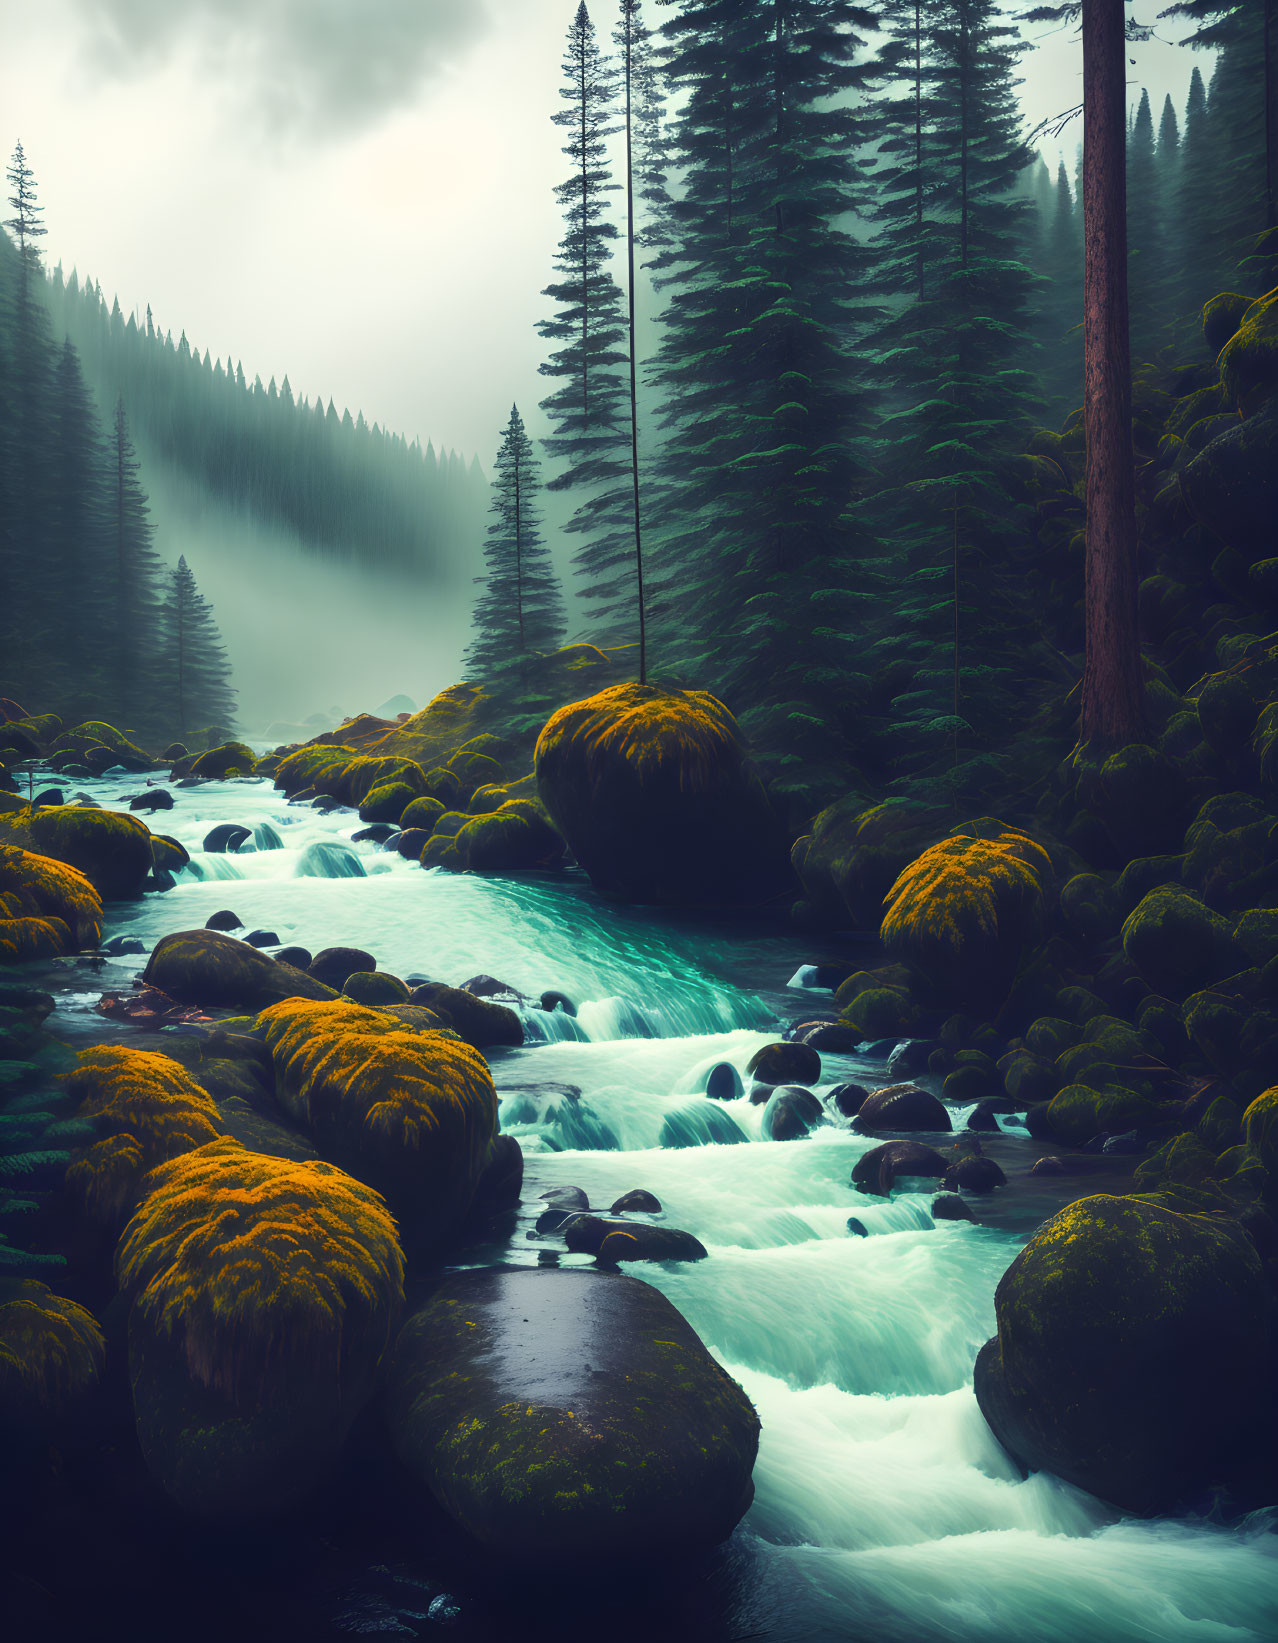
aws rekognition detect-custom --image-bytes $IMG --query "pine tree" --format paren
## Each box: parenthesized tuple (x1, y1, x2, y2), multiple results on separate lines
(1175, 65, 1220, 328)
(1126, 88, 1162, 359)
(1039, 157, 1084, 411)
(537, 3, 632, 641)
(158, 556, 236, 738)
(467, 405, 565, 676)
(1, 143, 56, 704)
(860, 0, 1039, 797)
(50, 340, 112, 718)
(650, 0, 880, 753)
(108, 399, 164, 736)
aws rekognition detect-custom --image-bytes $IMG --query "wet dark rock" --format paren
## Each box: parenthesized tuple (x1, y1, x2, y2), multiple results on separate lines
(808, 959, 859, 990)
(1102, 1130, 1142, 1155)
(539, 990, 577, 1016)
(851, 1140, 948, 1196)
(1024, 1101, 1055, 1141)
(385, 1266, 758, 1559)
(611, 1188, 662, 1214)
(32, 787, 64, 806)
(202, 823, 251, 854)
(854, 1083, 952, 1133)
(352, 823, 398, 843)
(273, 945, 312, 970)
(471, 1133, 524, 1214)
(308, 946, 377, 991)
(540, 1185, 590, 1210)
(461, 974, 525, 1002)
(747, 1041, 821, 1087)
(846, 1216, 869, 1237)
(391, 827, 432, 859)
(761, 1084, 825, 1141)
(407, 983, 523, 1050)
(536, 1206, 580, 1234)
(965, 1099, 1007, 1132)
(886, 1038, 941, 1080)
(205, 910, 243, 932)
(145, 869, 177, 892)
(130, 790, 174, 812)
(311, 795, 343, 813)
(1030, 1155, 1071, 1176)
(943, 1154, 1007, 1193)
(705, 1061, 744, 1101)
(100, 934, 146, 956)
(784, 1012, 838, 1039)
(748, 1082, 774, 1105)
(564, 1215, 708, 1264)
(932, 1192, 976, 1223)
(162, 742, 188, 761)
(244, 929, 280, 949)
(827, 1082, 870, 1119)
(790, 1021, 859, 1052)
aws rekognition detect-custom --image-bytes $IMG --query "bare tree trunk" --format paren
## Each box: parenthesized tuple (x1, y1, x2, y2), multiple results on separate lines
(1079, 0, 1144, 747)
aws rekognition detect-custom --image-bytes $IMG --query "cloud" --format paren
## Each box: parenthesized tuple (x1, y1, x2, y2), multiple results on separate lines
(70, 0, 491, 135)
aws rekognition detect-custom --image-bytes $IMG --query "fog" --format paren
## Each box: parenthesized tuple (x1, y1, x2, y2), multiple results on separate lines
(0, 0, 1211, 727)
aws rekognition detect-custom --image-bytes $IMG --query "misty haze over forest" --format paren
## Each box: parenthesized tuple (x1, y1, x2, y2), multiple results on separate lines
(0, 0, 1212, 729)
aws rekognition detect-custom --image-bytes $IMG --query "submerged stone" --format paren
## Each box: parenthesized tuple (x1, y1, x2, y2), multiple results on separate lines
(385, 1266, 758, 1561)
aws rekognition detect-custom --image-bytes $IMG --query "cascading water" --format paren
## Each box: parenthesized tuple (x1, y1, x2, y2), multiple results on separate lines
(58, 771, 1278, 1642)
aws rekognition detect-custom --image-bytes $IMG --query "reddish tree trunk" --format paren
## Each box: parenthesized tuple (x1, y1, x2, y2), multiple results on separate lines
(1080, 0, 1144, 746)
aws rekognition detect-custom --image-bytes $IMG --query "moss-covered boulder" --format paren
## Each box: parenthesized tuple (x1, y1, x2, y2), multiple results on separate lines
(1219, 285, 1278, 414)
(745, 1041, 820, 1087)
(1121, 884, 1247, 1000)
(116, 1138, 404, 1519)
(385, 1266, 758, 1562)
(357, 781, 417, 824)
(1182, 399, 1278, 559)
(62, 1046, 225, 1228)
(1059, 872, 1119, 942)
(399, 795, 446, 833)
(534, 683, 791, 907)
(881, 822, 1054, 1007)
(790, 797, 945, 929)
(1241, 1086, 1278, 1175)
(451, 799, 566, 873)
(187, 742, 257, 779)
(341, 969, 410, 1004)
(1043, 1081, 1160, 1146)
(143, 930, 338, 1010)
(974, 1195, 1277, 1514)
(406, 983, 523, 1050)
(0, 1277, 105, 1452)
(0, 804, 154, 899)
(1202, 290, 1254, 356)
(49, 720, 153, 771)
(0, 843, 103, 961)
(254, 998, 503, 1245)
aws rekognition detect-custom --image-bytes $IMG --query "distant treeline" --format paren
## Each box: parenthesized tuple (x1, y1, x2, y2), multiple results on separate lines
(0, 177, 235, 743)
(43, 266, 486, 575)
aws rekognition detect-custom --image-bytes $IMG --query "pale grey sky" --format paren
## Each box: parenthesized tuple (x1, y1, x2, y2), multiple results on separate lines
(1, 0, 1209, 469)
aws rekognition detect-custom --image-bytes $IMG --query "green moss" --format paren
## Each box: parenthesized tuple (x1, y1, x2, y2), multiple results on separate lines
(400, 795, 446, 832)
(840, 985, 913, 1040)
(1060, 873, 1119, 942)
(1202, 290, 1254, 355)
(1219, 285, 1278, 413)
(1045, 1081, 1159, 1145)
(1025, 1017, 1077, 1059)
(358, 781, 417, 824)
(1121, 884, 1247, 1000)
(188, 742, 257, 779)
(342, 970, 410, 1004)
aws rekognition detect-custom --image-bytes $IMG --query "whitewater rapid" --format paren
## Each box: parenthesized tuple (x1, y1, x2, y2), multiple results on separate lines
(55, 772, 1278, 1642)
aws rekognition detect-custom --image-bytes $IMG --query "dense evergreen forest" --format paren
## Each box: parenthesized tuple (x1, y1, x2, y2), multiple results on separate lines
(468, 0, 1277, 821)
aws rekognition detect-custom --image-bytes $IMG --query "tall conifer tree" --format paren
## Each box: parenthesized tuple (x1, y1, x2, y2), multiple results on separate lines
(467, 405, 565, 676)
(108, 399, 164, 735)
(158, 556, 236, 738)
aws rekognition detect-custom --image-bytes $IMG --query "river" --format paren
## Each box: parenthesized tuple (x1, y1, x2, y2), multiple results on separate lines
(37, 771, 1278, 1642)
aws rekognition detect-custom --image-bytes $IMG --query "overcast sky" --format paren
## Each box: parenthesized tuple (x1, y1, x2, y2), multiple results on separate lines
(1, 0, 1209, 470)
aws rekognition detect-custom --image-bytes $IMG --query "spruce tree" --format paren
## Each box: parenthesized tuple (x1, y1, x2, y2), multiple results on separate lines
(1175, 65, 1220, 328)
(108, 399, 164, 736)
(50, 340, 112, 718)
(860, 0, 1038, 797)
(1040, 157, 1084, 411)
(650, 0, 880, 752)
(1126, 88, 1162, 359)
(536, 3, 632, 642)
(467, 405, 565, 676)
(158, 556, 235, 738)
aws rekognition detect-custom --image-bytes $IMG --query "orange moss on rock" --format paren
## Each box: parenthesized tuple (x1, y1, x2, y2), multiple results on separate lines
(63, 1046, 226, 1225)
(0, 841, 103, 960)
(116, 1137, 404, 1409)
(882, 823, 1055, 1003)
(0, 804, 154, 900)
(533, 683, 791, 906)
(253, 998, 500, 1241)
(0, 1277, 105, 1436)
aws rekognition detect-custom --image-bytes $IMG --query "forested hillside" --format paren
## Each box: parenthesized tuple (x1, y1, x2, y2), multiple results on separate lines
(467, 0, 1276, 823)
